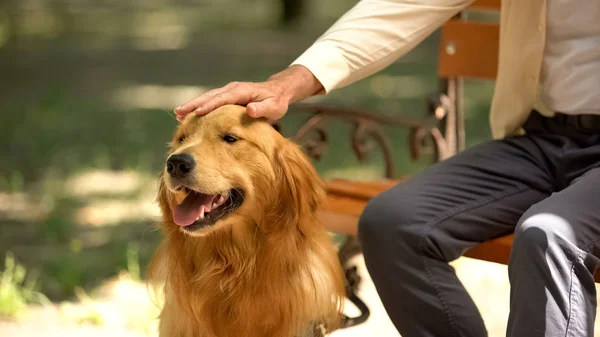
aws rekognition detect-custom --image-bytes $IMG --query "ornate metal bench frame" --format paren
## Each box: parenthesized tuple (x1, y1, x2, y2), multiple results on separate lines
(273, 90, 459, 180)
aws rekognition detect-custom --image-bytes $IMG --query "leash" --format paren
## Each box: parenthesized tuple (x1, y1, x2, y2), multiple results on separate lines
(337, 236, 370, 329)
(309, 236, 371, 337)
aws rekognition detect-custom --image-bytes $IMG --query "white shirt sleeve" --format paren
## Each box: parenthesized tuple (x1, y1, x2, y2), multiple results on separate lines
(291, 0, 475, 93)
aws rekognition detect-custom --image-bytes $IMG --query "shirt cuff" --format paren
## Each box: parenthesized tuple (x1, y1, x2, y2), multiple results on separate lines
(290, 42, 351, 94)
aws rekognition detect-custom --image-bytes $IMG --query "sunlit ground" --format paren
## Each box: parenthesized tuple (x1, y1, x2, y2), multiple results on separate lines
(5, 246, 600, 337)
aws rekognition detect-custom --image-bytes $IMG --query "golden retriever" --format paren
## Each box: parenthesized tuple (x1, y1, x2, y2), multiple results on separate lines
(149, 105, 345, 337)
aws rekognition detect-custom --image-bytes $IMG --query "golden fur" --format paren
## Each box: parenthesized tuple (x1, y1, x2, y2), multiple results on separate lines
(148, 105, 345, 337)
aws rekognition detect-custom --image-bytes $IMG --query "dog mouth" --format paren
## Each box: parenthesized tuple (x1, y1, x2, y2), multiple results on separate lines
(172, 187, 245, 231)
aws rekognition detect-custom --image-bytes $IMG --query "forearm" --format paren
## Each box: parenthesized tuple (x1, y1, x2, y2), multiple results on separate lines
(292, 0, 475, 93)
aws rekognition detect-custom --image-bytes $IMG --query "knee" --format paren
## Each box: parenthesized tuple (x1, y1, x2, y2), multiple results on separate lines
(357, 186, 420, 254)
(512, 207, 577, 260)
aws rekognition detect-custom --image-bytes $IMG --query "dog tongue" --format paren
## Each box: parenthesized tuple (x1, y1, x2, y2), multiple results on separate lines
(173, 192, 215, 226)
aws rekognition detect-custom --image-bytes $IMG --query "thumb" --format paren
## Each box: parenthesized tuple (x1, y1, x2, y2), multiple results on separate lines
(246, 102, 266, 118)
(247, 100, 287, 120)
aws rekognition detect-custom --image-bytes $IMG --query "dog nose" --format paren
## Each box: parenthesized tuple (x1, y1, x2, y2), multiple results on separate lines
(166, 154, 196, 178)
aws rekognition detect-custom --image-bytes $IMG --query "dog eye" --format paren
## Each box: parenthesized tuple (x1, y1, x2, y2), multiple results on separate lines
(178, 135, 186, 143)
(222, 134, 238, 143)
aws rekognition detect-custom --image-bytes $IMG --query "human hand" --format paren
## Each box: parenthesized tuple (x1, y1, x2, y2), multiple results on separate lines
(174, 81, 290, 121)
(174, 65, 323, 122)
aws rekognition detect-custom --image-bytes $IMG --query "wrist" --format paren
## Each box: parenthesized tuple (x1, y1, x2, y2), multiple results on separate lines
(268, 65, 324, 105)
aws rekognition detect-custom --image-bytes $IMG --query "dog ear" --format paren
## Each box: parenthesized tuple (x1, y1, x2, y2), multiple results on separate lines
(272, 139, 325, 224)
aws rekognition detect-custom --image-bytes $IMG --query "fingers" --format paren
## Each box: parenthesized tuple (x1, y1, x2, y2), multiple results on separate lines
(174, 82, 255, 120)
(174, 86, 229, 118)
(173, 81, 289, 122)
(194, 89, 249, 115)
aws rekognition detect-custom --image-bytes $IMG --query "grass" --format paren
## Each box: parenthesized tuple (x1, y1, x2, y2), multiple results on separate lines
(0, 252, 50, 319)
(126, 243, 142, 282)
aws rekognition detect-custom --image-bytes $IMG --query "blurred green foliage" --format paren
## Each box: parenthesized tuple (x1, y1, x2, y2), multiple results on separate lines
(0, 0, 494, 301)
(0, 252, 50, 318)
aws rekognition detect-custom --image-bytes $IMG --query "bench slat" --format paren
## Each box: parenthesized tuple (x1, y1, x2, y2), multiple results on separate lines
(326, 178, 402, 201)
(471, 0, 501, 10)
(438, 20, 499, 80)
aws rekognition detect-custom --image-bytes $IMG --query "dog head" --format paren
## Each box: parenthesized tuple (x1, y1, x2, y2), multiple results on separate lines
(158, 104, 324, 237)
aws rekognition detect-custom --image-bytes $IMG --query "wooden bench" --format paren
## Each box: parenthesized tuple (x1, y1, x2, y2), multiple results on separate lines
(281, 0, 600, 283)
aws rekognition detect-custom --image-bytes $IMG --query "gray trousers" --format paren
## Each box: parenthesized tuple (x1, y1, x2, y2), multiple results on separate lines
(358, 111, 600, 337)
